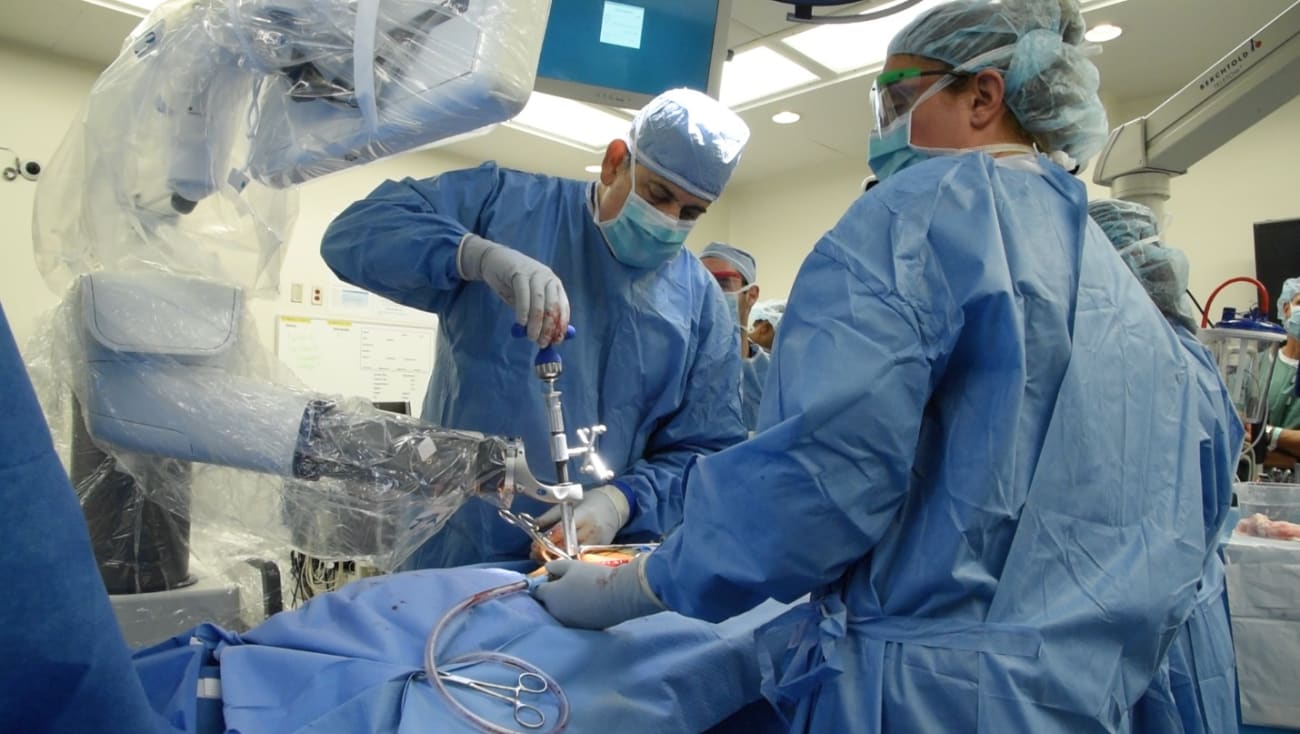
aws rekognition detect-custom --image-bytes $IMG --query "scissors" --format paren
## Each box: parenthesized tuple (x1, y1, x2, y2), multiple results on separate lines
(437, 669, 550, 729)
(498, 508, 571, 560)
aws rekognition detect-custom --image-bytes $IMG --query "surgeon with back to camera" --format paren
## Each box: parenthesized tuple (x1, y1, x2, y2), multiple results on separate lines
(534, 1, 1220, 731)
(1089, 198, 1242, 734)
(321, 88, 750, 568)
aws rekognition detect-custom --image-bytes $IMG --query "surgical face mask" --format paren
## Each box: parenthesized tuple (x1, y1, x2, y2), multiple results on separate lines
(723, 290, 740, 320)
(868, 72, 1033, 182)
(596, 149, 695, 270)
(721, 284, 758, 327)
(1286, 311, 1300, 340)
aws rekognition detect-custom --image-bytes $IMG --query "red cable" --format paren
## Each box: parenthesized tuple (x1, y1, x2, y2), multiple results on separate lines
(1200, 277, 1271, 328)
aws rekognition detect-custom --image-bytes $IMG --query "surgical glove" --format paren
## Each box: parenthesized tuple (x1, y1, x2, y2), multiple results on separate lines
(532, 554, 665, 629)
(535, 485, 629, 555)
(458, 234, 570, 347)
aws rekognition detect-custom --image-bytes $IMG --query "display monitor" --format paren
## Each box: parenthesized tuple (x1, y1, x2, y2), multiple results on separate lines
(1255, 218, 1300, 323)
(534, 0, 732, 108)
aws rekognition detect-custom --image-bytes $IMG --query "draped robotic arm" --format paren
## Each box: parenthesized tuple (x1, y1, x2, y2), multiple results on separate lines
(28, 0, 587, 579)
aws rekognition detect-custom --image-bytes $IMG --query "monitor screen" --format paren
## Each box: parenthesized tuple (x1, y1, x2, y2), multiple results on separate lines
(534, 0, 732, 108)
(1255, 218, 1300, 322)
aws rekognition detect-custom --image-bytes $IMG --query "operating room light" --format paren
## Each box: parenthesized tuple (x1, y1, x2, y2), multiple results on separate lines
(781, 0, 947, 73)
(719, 47, 820, 108)
(506, 92, 632, 151)
(1084, 24, 1124, 42)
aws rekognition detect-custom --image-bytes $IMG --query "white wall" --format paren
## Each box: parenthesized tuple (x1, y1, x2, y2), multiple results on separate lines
(0, 44, 99, 352)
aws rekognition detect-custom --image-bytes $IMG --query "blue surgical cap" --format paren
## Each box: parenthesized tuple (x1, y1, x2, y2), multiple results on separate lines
(750, 300, 786, 329)
(631, 88, 751, 201)
(700, 242, 757, 285)
(1087, 198, 1196, 330)
(1282, 278, 1300, 320)
(1087, 199, 1159, 247)
(888, 0, 1108, 166)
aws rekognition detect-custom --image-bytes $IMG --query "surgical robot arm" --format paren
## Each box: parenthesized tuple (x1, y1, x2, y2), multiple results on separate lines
(47, 0, 558, 544)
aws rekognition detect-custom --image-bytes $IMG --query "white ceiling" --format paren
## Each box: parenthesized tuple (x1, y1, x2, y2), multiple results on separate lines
(1, 0, 1294, 185)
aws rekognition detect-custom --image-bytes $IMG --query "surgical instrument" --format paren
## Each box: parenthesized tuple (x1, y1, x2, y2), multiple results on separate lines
(436, 669, 550, 730)
(498, 508, 570, 560)
(504, 324, 614, 558)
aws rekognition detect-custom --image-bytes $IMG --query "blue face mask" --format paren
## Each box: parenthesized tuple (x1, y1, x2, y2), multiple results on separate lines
(597, 157, 695, 269)
(867, 112, 935, 182)
(1286, 310, 1300, 339)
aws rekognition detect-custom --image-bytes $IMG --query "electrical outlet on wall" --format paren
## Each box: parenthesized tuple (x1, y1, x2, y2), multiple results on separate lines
(310, 285, 324, 306)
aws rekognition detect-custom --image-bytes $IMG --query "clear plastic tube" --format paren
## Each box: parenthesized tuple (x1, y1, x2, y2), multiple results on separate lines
(423, 580, 570, 734)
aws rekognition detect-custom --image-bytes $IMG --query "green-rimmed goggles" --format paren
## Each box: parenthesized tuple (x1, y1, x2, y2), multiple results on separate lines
(871, 67, 970, 131)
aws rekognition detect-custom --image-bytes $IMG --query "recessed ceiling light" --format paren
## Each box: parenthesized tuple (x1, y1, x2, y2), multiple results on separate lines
(506, 92, 632, 150)
(1084, 24, 1123, 42)
(771, 111, 801, 125)
(584, 164, 602, 173)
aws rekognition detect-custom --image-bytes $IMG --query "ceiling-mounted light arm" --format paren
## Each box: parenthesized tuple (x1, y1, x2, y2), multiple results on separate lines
(776, 0, 925, 25)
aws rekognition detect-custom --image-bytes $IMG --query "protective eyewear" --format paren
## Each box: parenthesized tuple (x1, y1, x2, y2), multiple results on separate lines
(711, 270, 747, 293)
(871, 68, 970, 132)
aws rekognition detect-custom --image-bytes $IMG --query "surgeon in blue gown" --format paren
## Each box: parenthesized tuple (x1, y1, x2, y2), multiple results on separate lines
(321, 88, 750, 567)
(535, 1, 1221, 731)
(1090, 198, 1243, 734)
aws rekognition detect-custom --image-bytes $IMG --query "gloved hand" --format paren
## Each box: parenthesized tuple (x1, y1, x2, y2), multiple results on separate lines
(458, 234, 570, 347)
(532, 554, 665, 629)
(533, 485, 629, 557)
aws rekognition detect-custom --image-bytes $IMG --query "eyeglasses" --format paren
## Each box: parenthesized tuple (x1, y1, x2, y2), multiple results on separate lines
(711, 270, 746, 293)
(871, 67, 970, 131)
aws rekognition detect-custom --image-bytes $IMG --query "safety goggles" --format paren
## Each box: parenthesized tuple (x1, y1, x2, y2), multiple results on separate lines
(870, 67, 970, 131)
(712, 268, 759, 294)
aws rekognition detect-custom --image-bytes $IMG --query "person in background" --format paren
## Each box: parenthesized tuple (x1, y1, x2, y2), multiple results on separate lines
(320, 88, 750, 567)
(700, 242, 767, 431)
(700, 242, 761, 349)
(1089, 197, 1242, 734)
(742, 300, 785, 433)
(749, 300, 784, 353)
(533, 1, 1219, 731)
(1262, 278, 1300, 454)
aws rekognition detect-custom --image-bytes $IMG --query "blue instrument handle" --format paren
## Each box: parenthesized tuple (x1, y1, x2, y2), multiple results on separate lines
(511, 324, 576, 340)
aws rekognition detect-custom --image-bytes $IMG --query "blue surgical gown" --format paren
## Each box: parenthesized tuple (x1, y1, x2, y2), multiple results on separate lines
(644, 153, 1214, 732)
(321, 162, 744, 567)
(1135, 325, 1242, 734)
(741, 346, 770, 433)
(0, 300, 171, 734)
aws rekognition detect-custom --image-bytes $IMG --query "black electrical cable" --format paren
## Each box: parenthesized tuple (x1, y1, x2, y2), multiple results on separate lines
(1186, 289, 1211, 327)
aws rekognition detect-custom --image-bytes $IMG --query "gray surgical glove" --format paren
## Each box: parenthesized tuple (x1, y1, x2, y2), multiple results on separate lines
(457, 234, 570, 347)
(532, 554, 665, 629)
(534, 485, 629, 551)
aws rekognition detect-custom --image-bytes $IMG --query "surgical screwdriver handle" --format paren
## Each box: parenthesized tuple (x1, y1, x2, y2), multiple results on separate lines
(510, 324, 576, 339)
(511, 324, 576, 368)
